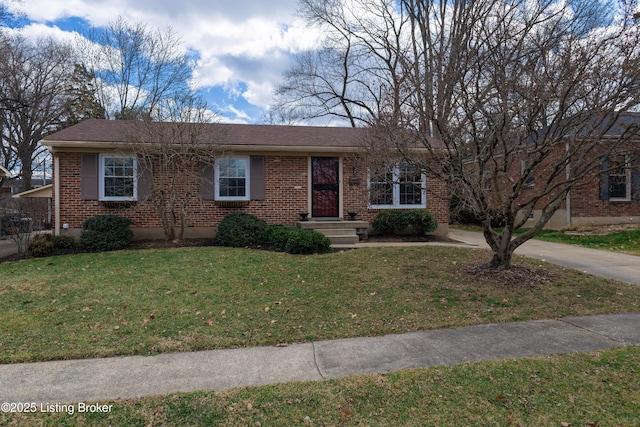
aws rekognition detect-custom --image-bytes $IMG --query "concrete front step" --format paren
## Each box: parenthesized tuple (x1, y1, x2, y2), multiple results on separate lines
(297, 220, 369, 230)
(315, 228, 358, 237)
(296, 220, 368, 245)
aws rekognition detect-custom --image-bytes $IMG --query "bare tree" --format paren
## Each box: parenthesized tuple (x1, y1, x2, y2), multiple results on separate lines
(0, 34, 76, 192)
(273, 0, 411, 126)
(123, 94, 224, 241)
(79, 16, 195, 121)
(0, 196, 47, 256)
(291, 0, 640, 269)
(77, 16, 222, 241)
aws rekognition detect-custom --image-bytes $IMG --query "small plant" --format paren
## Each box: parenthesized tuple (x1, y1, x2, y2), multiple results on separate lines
(284, 228, 331, 254)
(79, 215, 133, 252)
(29, 234, 77, 257)
(215, 212, 267, 247)
(373, 209, 437, 235)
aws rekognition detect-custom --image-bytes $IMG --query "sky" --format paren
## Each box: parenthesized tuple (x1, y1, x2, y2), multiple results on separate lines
(1, 0, 322, 124)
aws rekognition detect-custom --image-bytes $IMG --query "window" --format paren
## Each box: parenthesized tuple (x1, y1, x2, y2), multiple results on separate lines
(368, 161, 426, 208)
(99, 155, 137, 201)
(609, 154, 631, 201)
(215, 156, 250, 201)
(521, 159, 535, 186)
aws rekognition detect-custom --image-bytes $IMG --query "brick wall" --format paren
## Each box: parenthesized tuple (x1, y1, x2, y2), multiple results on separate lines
(56, 152, 450, 237)
(341, 156, 450, 225)
(516, 142, 640, 226)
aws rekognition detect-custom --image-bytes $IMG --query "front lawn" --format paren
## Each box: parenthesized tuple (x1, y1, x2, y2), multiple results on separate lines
(1, 245, 638, 364)
(3, 347, 639, 426)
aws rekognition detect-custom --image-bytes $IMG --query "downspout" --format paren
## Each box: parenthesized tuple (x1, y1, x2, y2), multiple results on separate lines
(565, 143, 571, 227)
(54, 153, 60, 236)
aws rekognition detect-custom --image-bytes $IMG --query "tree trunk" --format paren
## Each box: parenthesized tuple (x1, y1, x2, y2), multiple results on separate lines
(489, 245, 514, 269)
(484, 225, 516, 269)
(19, 152, 32, 192)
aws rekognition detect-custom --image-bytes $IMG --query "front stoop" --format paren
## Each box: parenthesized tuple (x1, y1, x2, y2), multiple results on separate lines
(296, 220, 369, 245)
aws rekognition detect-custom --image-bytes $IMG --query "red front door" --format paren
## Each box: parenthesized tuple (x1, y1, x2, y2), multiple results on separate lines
(311, 157, 340, 217)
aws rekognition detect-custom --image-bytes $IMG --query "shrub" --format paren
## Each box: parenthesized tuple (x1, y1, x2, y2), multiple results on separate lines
(29, 234, 77, 257)
(372, 210, 409, 235)
(284, 228, 331, 254)
(259, 224, 295, 252)
(52, 235, 77, 249)
(79, 215, 133, 252)
(372, 209, 437, 236)
(29, 234, 55, 257)
(406, 209, 437, 235)
(215, 212, 267, 247)
(450, 197, 505, 227)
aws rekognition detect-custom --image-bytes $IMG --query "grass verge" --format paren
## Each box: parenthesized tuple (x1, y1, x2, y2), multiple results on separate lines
(453, 225, 640, 255)
(2, 346, 639, 426)
(533, 229, 640, 256)
(1, 246, 638, 364)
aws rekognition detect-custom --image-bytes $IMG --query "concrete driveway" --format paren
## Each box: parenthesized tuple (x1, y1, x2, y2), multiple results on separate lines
(449, 229, 640, 285)
(0, 237, 19, 259)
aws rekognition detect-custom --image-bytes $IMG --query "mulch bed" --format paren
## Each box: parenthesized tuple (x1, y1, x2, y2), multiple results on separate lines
(463, 262, 559, 288)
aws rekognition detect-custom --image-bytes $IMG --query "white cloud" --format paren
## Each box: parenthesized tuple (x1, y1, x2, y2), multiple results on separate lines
(242, 81, 277, 109)
(4, 0, 321, 123)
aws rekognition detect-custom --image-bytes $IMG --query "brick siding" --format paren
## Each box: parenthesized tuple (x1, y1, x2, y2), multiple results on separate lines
(56, 152, 451, 235)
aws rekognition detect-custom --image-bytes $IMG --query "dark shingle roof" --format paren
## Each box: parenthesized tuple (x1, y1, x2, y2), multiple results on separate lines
(43, 119, 370, 151)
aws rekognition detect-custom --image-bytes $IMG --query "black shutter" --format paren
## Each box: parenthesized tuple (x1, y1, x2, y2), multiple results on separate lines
(81, 154, 98, 200)
(137, 157, 153, 201)
(199, 160, 215, 201)
(250, 156, 265, 200)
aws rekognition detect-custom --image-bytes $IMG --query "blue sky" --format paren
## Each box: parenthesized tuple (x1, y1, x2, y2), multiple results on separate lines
(1, 0, 320, 124)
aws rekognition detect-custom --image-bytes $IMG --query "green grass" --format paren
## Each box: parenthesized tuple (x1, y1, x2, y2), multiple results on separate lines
(453, 225, 640, 255)
(1, 246, 639, 364)
(533, 229, 640, 255)
(3, 346, 639, 426)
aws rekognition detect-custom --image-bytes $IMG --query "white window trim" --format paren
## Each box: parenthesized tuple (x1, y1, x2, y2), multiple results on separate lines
(609, 154, 631, 202)
(215, 156, 250, 201)
(367, 165, 427, 209)
(99, 154, 138, 201)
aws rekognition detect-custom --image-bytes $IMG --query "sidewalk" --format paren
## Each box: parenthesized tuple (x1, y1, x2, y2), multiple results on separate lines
(448, 229, 640, 285)
(0, 313, 638, 403)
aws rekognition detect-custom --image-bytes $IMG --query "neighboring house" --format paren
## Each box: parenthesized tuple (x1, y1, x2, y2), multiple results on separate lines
(521, 114, 640, 229)
(0, 166, 13, 196)
(42, 119, 450, 241)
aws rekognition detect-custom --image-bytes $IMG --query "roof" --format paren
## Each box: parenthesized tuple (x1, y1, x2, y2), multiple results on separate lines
(13, 184, 52, 198)
(42, 119, 443, 153)
(0, 166, 12, 178)
(598, 112, 640, 137)
(43, 119, 370, 153)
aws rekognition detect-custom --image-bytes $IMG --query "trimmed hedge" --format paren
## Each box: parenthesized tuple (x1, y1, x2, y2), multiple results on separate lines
(284, 228, 332, 254)
(372, 209, 437, 236)
(79, 215, 133, 252)
(259, 224, 294, 252)
(215, 212, 267, 247)
(259, 224, 332, 254)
